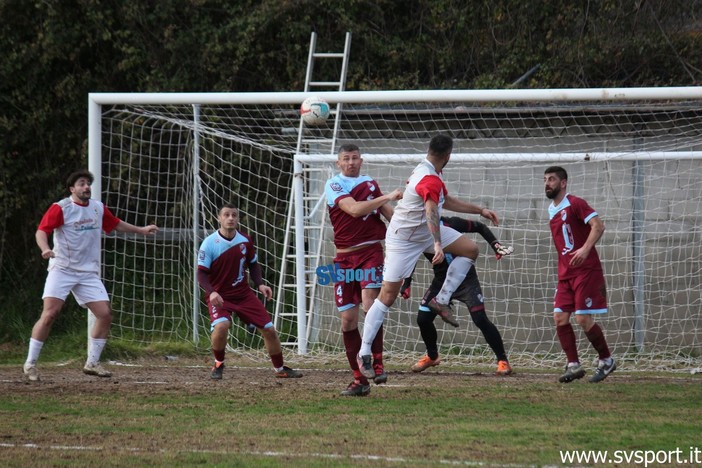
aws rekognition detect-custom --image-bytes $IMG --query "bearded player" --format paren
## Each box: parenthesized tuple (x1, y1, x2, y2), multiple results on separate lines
(544, 166, 616, 383)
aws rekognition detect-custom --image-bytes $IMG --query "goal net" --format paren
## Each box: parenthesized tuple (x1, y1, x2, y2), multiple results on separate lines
(90, 89, 702, 370)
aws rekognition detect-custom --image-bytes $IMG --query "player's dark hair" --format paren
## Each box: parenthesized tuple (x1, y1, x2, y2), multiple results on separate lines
(66, 170, 94, 190)
(428, 135, 453, 158)
(219, 202, 239, 213)
(544, 166, 568, 180)
(338, 143, 360, 154)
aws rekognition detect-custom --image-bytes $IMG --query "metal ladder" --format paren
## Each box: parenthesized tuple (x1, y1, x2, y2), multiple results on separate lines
(274, 32, 351, 349)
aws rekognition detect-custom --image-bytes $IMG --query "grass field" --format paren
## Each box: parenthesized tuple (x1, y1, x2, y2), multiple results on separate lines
(1, 354, 700, 467)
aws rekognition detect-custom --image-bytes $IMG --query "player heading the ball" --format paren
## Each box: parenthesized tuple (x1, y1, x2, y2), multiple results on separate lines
(356, 134, 500, 380)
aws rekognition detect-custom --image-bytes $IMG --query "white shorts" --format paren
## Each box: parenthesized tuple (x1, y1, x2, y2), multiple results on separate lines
(382, 224, 463, 282)
(43, 268, 109, 307)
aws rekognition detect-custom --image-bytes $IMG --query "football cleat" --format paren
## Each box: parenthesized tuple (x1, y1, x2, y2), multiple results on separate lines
(210, 362, 224, 380)
(427, 298, 459, 327)
(589, 359, 617, 383)
(340, 380, 371, 397)
(373, 363, 388, 384)
(83, 362, 112, 378)
(558, 363, 586, 383)
(23, 363, 40, 382)
(496, 360, 513, 376)
(411, 354, 441, 373)
(275, 366, 303, 378)
(357, 354, 375, 379)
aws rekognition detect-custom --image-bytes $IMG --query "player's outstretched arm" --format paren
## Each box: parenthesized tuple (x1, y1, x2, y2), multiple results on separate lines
(443, 195, 499, 226)
(114, 221, 159, 236)
(337, 189, 403, 218)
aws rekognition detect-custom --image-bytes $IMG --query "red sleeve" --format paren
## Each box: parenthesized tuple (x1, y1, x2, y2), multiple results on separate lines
(415, 175, 446, 204)
(102, 205, 121, 233)
(37, 204, 64, 233)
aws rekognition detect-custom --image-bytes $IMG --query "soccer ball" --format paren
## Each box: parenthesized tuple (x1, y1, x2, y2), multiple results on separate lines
(300, 97, 330, 126)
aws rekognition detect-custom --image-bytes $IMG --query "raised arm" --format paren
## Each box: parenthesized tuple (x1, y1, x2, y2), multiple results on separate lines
(337, 189, 402, 218)
(443, 194, 499, 226)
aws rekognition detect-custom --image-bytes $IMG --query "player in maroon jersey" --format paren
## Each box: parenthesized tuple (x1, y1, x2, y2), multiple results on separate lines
(323, 144, 402, 396)
(544, 166, 616, 383)
(197, 203, 302, 380)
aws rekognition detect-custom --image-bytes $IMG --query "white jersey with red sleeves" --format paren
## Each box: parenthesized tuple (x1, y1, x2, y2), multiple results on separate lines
(548, 193, 602, 279)
(197, 230, 258, 299)
(324, 173, 387, 249)
(37, 198, 120, 274)
(388, 159, 447, 234)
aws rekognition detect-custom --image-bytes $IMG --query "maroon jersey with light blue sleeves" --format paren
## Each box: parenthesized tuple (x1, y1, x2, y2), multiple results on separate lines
(325, 173, 387, 249)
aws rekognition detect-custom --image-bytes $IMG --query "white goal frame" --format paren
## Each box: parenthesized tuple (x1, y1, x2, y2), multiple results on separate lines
(87, 87, 702, 366)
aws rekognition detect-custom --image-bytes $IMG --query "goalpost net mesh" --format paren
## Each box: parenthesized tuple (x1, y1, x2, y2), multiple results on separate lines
(97, 94, 702, 371)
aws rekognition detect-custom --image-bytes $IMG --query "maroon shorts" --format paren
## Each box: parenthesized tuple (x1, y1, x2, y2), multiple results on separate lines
(333, 243, 384, 312)
(553, 269, 608, 315)
(208, 288, 273, 330)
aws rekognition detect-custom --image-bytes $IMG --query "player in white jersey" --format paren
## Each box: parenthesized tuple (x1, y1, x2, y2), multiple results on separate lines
(357, 135, 500, 379)
(24, 170, 159, 381)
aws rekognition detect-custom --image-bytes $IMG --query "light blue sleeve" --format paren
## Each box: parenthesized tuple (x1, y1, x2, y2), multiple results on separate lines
(324, 178, 350, 207)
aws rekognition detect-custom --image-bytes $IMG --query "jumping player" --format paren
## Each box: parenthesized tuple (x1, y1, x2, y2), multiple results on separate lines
(197, 203, 302, 380)
(357, 134, 500, 379)
(402, 216, 514, 375)
(324, 144, 402, 396)
(544, 166, 616, 383)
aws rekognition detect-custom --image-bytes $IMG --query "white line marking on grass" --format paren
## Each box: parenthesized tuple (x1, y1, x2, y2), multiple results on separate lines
(0, 442, 528, 466)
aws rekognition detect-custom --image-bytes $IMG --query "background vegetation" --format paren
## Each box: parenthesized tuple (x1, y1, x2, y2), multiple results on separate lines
(2, 0, 702, 345)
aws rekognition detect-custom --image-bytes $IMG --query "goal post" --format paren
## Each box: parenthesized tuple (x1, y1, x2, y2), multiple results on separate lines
(88, 87, 702, 369)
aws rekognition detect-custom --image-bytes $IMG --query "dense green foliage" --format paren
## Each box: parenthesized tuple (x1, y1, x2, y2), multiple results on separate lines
(2, 0, 702, 341)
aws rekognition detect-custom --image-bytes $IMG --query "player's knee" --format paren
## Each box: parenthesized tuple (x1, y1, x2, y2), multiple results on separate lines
(469, 309, 489, 327)
(575, 314, 595, 330)
(465, 241, 479, 260)
(260, 325, 278, 338)
(40, 307, 62, 325)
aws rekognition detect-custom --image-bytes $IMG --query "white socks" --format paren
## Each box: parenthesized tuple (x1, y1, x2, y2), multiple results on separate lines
(435, 257, 474, 304)
(359, 298, 389, 356)
(25, 338, 44, 365)
(87, 337, 107, 365)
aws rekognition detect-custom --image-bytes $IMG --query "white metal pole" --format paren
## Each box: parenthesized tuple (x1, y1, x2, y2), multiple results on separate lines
(293, 156, 308, 354)
(88, 95, 102, 346)
(87, 96, 102, 345)
(192, 104, 201, 344)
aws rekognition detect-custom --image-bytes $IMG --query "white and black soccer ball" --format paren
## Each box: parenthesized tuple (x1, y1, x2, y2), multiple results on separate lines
(300, 96, 330, 126)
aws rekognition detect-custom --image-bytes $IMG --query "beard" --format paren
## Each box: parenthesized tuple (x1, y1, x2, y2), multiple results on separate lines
(545, 186, 560, 200)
